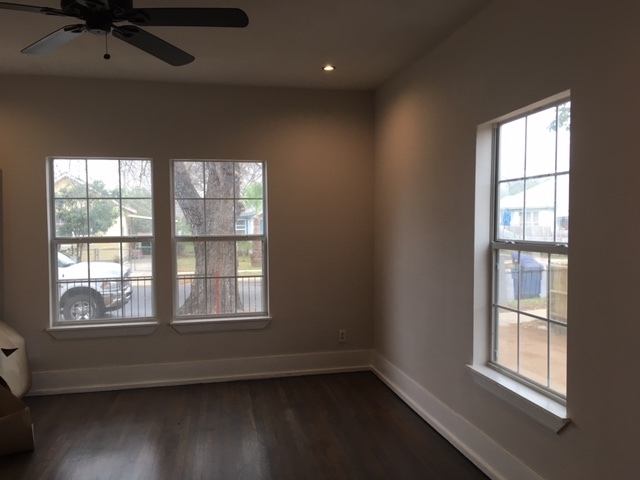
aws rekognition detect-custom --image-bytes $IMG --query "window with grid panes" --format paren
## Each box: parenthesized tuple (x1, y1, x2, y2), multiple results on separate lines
(492, 99, 570, 398)
(173, 160, 268, 319)
(49, 158, 154, 324)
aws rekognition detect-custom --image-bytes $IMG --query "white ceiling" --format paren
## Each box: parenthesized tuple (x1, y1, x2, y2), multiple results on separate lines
(0, 0, 490, 90)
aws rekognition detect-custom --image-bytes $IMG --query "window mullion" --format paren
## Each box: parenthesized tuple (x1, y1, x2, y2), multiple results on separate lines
(491, 241, 568, 255)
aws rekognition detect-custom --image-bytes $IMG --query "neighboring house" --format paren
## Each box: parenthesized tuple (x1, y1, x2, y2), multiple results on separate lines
(498, 177, 569, 242)
(235, 208, 263, 236)
(54, 175, 152, 262)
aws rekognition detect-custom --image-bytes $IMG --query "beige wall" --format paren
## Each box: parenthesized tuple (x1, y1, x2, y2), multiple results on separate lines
(0, 77, 374, 371)
(374, 1, 640, 478)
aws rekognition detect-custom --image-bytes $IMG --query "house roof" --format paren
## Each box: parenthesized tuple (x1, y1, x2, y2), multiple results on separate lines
(0, 1, 490, 90)
(500, 178, 569, 217)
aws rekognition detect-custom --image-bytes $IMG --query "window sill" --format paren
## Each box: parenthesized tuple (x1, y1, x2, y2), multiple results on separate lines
(47, 321, 159, 340)
(170, 316, 271, 334)
(467, 364, 570, 433)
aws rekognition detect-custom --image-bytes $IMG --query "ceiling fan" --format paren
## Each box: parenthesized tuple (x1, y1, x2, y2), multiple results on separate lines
(0, 0, 249, 66)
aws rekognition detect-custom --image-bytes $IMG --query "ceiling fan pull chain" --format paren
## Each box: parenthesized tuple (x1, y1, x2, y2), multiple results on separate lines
(103, 33, 110, 60)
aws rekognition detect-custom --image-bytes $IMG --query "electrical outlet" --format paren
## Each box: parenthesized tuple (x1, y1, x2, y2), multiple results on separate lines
(338, 329, 347, 343)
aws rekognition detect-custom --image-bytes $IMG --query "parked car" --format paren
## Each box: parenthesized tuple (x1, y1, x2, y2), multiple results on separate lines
(57, 252, 132, 321)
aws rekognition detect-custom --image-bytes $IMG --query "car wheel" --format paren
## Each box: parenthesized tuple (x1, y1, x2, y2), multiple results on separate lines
(63, 294, 102, 321)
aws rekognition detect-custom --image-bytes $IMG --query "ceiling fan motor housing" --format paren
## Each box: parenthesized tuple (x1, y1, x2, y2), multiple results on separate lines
(84, 12, 110, 34)
(60, 0, 129, 34)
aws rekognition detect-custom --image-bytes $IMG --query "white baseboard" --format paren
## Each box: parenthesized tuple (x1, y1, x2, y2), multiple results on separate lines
(29, 349, 372, 396)
(371, 352, 542, 480)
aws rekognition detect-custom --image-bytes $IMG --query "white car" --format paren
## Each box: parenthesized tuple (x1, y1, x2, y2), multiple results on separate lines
(57, 252, 132, 321)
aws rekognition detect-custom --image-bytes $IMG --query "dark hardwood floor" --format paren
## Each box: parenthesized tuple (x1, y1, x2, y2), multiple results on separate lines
(0, 372, 489, 480)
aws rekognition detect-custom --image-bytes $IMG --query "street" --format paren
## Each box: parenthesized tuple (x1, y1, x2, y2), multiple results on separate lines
(99, 277, 264, 320)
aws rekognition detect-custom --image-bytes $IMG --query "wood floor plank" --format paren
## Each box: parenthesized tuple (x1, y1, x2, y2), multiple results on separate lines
(0, 372, 489, 480)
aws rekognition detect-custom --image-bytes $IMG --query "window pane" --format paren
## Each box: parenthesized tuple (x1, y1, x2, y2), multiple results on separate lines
(238, 240, 263, 276)
(121, 241, 153, 319)
(87, 159, 119, 198)
(176, 241, 196, 276)
(237, 163, 264, 198)
(123, 198, 153, 237)
(175, 199, 204, 236)
(88, 199, 119, 236)
(549, 324, 567, 395)
(204, 199, 235, 235)
(549, 255, 568, 324)
(205, 241, 235, 277)
(518, 317, 549, 387)
(523, 177, 555, 242)
(520, 255, 549, 320)
(499, 117, 525, 181)
(55, 199, 88, 237)
(238, 277, 264, 313)
(177, 277, 207, 316)
(525, 107, 557, 177)
(121, 160, 152, 198)
(494, 307, 518, 371)
(497, 180, 524, 241)
(174, 161, 204, 198)
(238, 200, 264, 235)
(555, 174, 569, 244)
(53, 159, 86, 198)
(205, 162, 235, 198)
(57, 244, 88, 278)
(556, 102, 571, 173)
(513, 251, 546, 303)
(207, 278, 237, 314)
(494, 249, 516, 307)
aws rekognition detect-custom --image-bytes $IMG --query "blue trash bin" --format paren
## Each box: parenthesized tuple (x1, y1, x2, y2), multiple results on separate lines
(511, 253, 543, 299)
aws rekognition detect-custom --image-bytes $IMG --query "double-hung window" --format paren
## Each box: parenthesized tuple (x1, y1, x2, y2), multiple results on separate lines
(49, 158, 154, 325)
(172, 160, 268, 319)
(492, 99, 570, 398)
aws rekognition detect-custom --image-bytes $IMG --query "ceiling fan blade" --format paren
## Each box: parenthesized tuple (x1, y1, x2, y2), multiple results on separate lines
(74, 0, 109, 12)
(0, 1, 66, 16)
(21, 24, 85, 54)
(126, 8, 248, 28)
(113, 25, 194, 66)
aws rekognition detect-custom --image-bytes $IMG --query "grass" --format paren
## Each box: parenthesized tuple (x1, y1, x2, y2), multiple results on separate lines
(176, 255, 260, 274)
(504, 297, 548, 310)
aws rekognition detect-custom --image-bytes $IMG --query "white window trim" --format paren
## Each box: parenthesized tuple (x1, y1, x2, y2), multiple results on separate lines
(468, 364, 569, 432)
(47, 321, 159, 340)
(170, 316, 271, 334)
(471, 91, 571, 433)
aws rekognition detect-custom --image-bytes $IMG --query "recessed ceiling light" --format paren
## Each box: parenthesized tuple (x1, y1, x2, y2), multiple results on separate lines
(323, 65, 335, 72)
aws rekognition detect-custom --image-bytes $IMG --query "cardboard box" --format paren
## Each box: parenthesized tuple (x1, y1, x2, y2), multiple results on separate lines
(0, 386, 34, 455)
